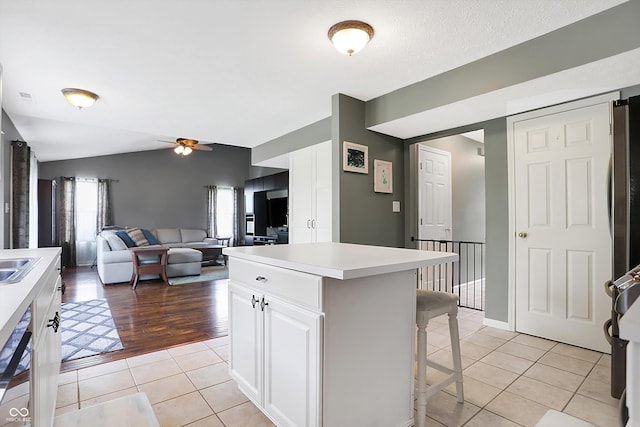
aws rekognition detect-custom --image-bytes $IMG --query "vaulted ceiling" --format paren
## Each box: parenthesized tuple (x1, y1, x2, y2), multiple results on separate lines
(0, 0, 636, 162)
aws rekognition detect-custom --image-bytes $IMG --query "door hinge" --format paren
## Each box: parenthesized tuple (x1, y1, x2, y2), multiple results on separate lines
(420, 218, 423, 225)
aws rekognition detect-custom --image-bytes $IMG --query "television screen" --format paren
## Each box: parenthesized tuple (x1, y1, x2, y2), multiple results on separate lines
(267, 197, 288, 227)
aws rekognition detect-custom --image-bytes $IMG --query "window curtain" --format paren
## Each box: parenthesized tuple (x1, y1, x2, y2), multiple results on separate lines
(11, 141, 30, 248)
(59, 176, 76, 268)
(97, 179, 113, 231)
(231, 187, 238, 246)
(206, 185, 217, 238)
(28, 151, 38, 248)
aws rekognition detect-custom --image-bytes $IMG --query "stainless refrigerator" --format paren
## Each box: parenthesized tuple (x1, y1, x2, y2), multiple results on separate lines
(609, 95, 640, 399)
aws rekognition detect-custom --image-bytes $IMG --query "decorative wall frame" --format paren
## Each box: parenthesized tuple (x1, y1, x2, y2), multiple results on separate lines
(343, 141, 368, 174)
(374, 159, 393, 193)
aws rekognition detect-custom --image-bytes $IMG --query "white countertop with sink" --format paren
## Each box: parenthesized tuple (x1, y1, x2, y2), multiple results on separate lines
(0, 247, 61, 348)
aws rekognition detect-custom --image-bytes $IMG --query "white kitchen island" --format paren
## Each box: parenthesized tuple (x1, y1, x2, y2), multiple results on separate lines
(223, 242, 458, 427)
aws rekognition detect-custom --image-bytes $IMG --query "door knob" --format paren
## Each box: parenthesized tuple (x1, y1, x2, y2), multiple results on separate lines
(518, 232, 528, 238)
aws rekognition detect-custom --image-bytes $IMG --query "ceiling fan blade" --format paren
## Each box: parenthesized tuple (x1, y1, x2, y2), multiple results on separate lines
(192, 144, 213, 151)
(158, 139, 178, 144)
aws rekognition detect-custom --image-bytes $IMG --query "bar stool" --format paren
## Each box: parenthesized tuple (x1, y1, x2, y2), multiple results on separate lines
(415, 290, 464, 427)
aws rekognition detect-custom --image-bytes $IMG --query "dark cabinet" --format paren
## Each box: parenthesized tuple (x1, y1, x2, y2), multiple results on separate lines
(244, 171, 289, 245)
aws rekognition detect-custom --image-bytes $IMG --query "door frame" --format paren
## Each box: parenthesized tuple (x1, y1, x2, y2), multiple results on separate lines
(505, 92, 619, 331)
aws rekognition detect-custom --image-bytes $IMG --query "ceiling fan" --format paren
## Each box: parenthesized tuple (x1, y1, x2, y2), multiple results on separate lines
(159, 138, 213, 156)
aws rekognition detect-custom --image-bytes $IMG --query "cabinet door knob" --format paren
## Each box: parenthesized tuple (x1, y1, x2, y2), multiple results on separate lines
(251, 295, 259, 308)
(260, 297, 269, 311)
(255, 276, 267, 282)
(518, 232, 528, 238)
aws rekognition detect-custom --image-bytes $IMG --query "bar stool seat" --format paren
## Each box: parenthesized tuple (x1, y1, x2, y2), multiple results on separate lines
(415, 290, 464, 427)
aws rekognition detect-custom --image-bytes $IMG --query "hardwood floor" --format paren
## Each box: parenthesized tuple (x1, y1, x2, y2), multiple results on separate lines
(59, 266, 228, 373)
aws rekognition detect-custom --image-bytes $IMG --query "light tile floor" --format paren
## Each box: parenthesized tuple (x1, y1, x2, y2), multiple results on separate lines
(54, 308, 620, 427)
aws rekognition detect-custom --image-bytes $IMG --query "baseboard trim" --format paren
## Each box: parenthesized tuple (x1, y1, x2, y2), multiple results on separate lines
(483, 317, 512, 331)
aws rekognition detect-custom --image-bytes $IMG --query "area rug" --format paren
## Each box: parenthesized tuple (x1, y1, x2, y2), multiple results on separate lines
(168, 266, 229, 285)
(9, 299, 123, 374)
(60, 299, 124, 361)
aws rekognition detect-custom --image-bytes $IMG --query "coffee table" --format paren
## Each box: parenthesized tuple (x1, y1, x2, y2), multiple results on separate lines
(129, 246, 169, 289)
(194, 245, 227, 266)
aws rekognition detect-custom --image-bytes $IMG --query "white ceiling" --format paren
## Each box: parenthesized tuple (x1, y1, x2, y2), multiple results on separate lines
(0, 0, 632, 162)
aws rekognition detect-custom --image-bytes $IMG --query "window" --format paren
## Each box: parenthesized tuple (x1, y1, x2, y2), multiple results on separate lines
(216, 187, 234, 238)
(207, 186, 238, 243)
(75, 178, 98, 266)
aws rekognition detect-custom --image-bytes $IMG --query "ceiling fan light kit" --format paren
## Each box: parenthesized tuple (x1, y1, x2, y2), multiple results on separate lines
(328, 20, 374, 56)
(61, 88, 99, 109)
(160, 137, 212, 156)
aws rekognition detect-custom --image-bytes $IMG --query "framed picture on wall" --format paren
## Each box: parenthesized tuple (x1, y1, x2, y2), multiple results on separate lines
(343, 141, 368, 174)
(374, 159, 392, 193)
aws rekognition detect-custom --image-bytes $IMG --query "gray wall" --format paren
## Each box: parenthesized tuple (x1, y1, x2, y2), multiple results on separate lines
(482, 119, 509, 323)
(38, 145, 283, 235)
(417, 135, 485, 243)
(334, 94, 405, 247)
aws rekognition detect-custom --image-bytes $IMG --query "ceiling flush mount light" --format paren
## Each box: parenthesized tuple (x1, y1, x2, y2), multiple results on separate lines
(328, 20, 374, 56)
(61, 88, 99, 109)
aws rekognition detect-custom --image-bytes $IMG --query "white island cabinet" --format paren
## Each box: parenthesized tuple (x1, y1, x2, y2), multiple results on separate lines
(223, 242, 458, 427)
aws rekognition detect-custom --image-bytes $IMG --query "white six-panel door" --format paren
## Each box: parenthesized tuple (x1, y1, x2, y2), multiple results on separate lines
(418, 145, 452, 240)
(513, 99, 612, 353)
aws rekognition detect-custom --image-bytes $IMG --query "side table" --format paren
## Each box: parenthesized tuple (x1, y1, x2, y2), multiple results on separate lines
(129, 246, 169, 289)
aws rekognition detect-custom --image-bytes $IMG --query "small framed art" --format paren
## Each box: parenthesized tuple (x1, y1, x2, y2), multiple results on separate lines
(374, 159, 393, 193)
(343, 141, 368, 174)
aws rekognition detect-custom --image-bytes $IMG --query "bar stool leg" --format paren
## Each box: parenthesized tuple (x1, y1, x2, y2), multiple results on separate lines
(416, 318, 428, 427)
(448, 311, 464, 403)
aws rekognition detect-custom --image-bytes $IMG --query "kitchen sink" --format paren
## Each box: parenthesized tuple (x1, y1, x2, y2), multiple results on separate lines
(0, 257, 41, 284)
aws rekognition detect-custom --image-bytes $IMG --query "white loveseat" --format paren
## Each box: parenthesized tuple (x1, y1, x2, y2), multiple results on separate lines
(97, 228, 220, 285)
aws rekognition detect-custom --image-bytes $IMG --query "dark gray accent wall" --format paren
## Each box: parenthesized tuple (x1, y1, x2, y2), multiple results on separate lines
(252, 117, 331, 165)
(334, 94, 404, 247)
(38, 145, 283, 234)
(365, 1, 640, 128)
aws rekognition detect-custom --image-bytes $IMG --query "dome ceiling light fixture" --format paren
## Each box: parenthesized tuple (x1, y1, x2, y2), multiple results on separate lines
(61, 88, 99, 109)
(328, 20, 374, 56)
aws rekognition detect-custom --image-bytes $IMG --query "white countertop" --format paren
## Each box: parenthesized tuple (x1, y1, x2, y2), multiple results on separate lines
(0, 247, 61, 349)
(223, 242, 458, 280)
(621, 297, 640, 342)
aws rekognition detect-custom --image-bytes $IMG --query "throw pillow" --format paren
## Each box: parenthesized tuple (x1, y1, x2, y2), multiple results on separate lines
(127, 228, 150, 247)
(142, 229, 160, 245)
(105, 234, 127, 251)
(115, 230, 137, 248)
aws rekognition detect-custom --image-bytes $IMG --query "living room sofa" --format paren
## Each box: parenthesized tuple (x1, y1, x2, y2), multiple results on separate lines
(96, 228, 221, 285)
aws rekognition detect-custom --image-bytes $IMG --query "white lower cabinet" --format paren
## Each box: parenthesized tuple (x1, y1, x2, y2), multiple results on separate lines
(228, 280, 322, 427)
(228, 256, 416, 427)
(29, 254, 62, 427)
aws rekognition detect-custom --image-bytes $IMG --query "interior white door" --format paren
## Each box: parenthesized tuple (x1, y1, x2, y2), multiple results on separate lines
(513, 101, 612, 353)
(418, 145, 452, 241)
(289, 147, 314, 244)
(313, 141, 332, 243)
